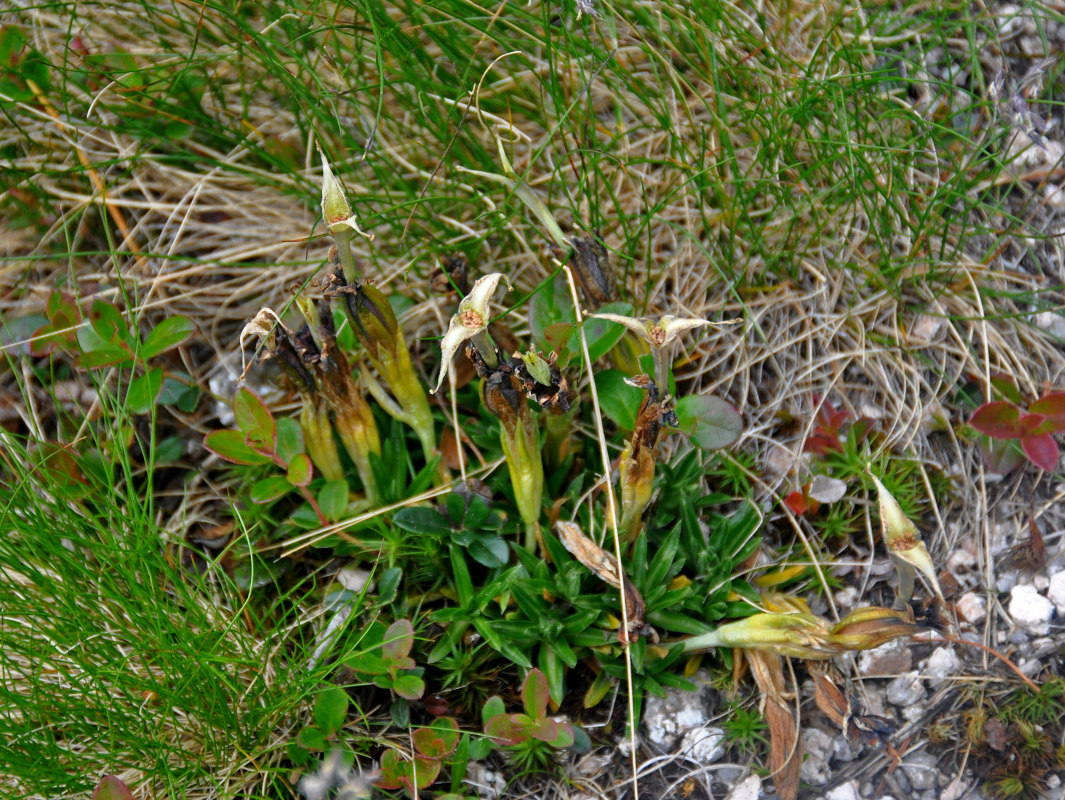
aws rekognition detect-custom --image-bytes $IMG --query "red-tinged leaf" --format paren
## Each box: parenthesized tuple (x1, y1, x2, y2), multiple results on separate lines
(547, 722, 576, 748)
(376, 749, 406, 789)
(1029, 392, 1065, 432)
(47, 290, 81, 328)
(30, 324, 73, 355)
(382, 619, 414, 661)
(233, 387, 276, 452)
(783, 490, 809, 516)
(413, 728, 444, 759)
(141, 316, 195, 360)
(804, 433, 844, 455)
(970, 401, 1025, 439)
(204, 430, 272, 465)
(1019, 412, 1048, 436)
(391, 672, 425, 701)
(1022, 432, 1060, 471)
(430, 717, 460, 754)
(522, 668, 550, 719)
(286, 453, 312, 487)
(528, 716, 559, 742)
(412, 755, 441, 790)
(92, 776, 135, 800)
(485, 713, 524, 745)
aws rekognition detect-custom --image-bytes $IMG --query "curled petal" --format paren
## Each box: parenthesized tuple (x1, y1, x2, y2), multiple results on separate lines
(431, 272, 511, 394)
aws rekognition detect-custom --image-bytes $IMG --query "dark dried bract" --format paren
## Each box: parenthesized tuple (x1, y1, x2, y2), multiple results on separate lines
(569, 232, 617, 309)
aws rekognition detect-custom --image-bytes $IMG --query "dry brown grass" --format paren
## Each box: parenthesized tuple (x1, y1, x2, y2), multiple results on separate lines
(4, 0, 1065, 798)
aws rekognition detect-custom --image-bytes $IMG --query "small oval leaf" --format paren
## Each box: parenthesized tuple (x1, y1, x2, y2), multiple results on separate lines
(286, 453, 313, 487)
(675, 394, 743, 450)
(204, 430, 272, 465)
(142, 316, 195, 359)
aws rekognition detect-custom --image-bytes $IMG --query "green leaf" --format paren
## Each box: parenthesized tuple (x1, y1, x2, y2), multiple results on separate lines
(540, 645, 566, 708)
(583, 301, 632, 362)
(233, 387, 276, 453)
(91, 777, 135, 800)
(392, 506, 453, 537)
(141, 316, 195, 359)
(286, 453, 313, 487)
(482, 696, 506, 726)
(529, 272, 574, 351)
(594, 370, 643, 430)
(317, 480, 349, 521)
(250, 476, 293, 504)
(297, 725, 327, 751)
(450, 545, 474, 606)
(154, 436, 184, 464)
(522, 668, 550, 719)
(383, 619, 414, 661)
(203, 430, 272, 465)
(127, 367, 164, 415)
(391, 672, 425, 700)
(275, 416, 305, 463)
(314, 685, 349, 737)
(390, 697, 409, 727)
(468, 536, 509, 568)
(675, 394, 743, 450)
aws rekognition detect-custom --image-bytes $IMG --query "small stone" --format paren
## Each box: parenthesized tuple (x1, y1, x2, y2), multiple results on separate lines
(941, 776, 975, 800)
(835, 586, 859, 610)
(946, 547, 977, 575)
(1044, 183, 1065, 208)
(997, 573, 1018, 594)
(1034, 573, 1050, 591)
(921, 647, 961, 688)
(901, 751, 939, 790)
(800, 728, 834, 786)
(825, 780, 861, 800)
(1048, 570, 1065, 614)
(677, 727, 725, 763)
(831, 734, 858, 762)
(465, 762, 507, 800)
(724, 774, 762, 800)
(336, 567, 373, 593)
(956, 592, 986, 624)
(1009, 584, 1054, 635)
(858, 641, 913, 676)
(886, 671, 926, 707)
(641, 672, 714, 749)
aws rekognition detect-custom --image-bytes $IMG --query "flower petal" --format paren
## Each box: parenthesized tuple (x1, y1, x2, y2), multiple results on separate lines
(431, 318, 478, 394)
(461, 272, 510, 318)
(657, 315, 713, 346)
(586, 312, 653, 343)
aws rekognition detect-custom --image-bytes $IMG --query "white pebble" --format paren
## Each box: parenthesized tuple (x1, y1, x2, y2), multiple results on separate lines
(1009, 584, 1054, 635)
(956, 591, 987, 624)
(1048, 570, 1065, 615)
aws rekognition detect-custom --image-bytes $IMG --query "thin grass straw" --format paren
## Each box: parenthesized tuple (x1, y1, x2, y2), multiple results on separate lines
(561, 264, 639, 800)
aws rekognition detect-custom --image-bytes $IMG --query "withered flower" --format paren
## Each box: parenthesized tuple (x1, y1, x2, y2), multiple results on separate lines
(586, 312, 739, 396)
(682, 596, 924, 660)
(326, 270, 438, 469)
(320, 148, 372, 283)
(617, 376, 675, 545)
(868, 471, 945, 605)
(433, 272, 510, 394)
(482, 366, 543, 552)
